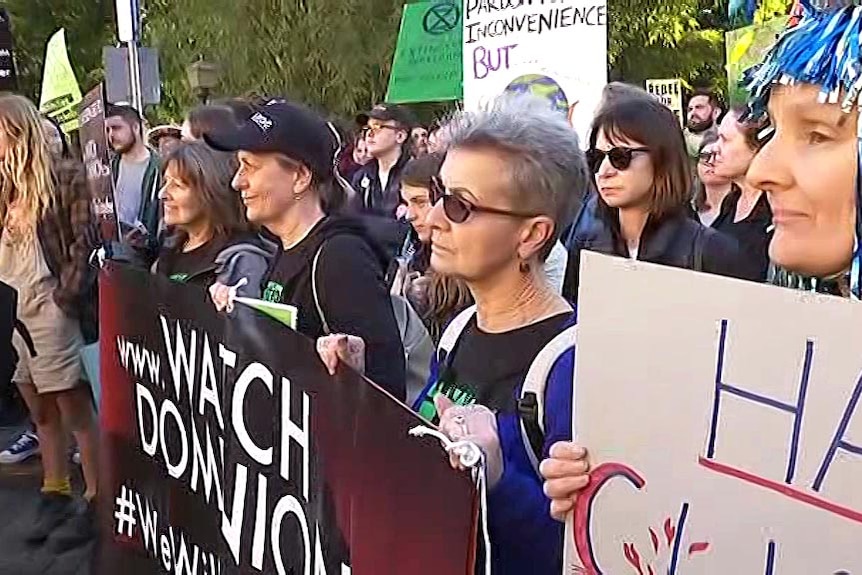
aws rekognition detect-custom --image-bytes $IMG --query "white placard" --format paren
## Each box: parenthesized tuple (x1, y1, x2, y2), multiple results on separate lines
(462, 0, 608, 145)
(645, 78, 683, 125)
(566, 252, 862, 574)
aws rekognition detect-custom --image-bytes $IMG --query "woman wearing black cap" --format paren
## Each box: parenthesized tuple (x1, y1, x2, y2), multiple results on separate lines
(206, 100, 406, 400)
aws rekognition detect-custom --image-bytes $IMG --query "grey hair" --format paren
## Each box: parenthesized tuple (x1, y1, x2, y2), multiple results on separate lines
(440, 94, 590, 260)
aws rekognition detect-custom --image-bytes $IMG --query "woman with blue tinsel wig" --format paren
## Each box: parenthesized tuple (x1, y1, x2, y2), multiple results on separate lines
(539, 0, 862, 530)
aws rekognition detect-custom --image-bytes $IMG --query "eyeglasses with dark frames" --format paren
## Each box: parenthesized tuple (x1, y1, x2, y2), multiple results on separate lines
(430, 176, 541, 224)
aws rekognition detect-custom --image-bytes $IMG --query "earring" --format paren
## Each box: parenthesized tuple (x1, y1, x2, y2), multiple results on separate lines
(519, 260, 530, 274)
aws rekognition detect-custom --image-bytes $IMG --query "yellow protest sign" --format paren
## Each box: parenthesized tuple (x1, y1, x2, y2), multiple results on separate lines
(39, 29, 82, 133)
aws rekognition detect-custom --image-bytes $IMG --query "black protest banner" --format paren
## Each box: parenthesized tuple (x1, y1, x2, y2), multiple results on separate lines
(0, 9, 17, 92)
(79, 84, 119, 246)
(98, 265, 478, 574)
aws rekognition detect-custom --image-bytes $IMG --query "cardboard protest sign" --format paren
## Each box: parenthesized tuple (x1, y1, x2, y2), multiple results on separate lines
(97, 265, 478, 574)
(645, 79, 683, 125)
(461, 0, 607, 144)
(39, 29, 82, 133)
(566, 252, 861, 574)
(387, 1, 462, 104)
(79, 84, 119, 247)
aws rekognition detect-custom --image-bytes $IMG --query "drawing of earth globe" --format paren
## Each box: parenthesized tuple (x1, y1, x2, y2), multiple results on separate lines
(503, 74, 569, 115)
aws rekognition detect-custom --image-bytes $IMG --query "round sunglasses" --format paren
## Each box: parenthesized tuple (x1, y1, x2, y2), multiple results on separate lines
(586, 146, 649, 174)
(430, 176, 540, 224)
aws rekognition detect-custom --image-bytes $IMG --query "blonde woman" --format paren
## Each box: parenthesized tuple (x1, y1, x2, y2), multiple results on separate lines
(0, 95, 99, 551)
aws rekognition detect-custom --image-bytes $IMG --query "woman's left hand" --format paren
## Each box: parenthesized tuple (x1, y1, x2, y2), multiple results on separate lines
(316, 334, 366, 376)
(209, 278, 248, 312)
(435, 395, 504, 488)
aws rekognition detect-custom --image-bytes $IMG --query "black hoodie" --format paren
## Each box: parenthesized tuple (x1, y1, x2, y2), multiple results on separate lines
(261, 216, 406, 400)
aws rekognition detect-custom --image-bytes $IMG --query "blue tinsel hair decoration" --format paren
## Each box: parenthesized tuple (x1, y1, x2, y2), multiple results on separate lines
(742, 0, 862, 298)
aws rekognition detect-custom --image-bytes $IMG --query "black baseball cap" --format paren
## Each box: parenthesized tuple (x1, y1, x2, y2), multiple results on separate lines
(204, 100, 336, 181)
(355, 104, 416, 130)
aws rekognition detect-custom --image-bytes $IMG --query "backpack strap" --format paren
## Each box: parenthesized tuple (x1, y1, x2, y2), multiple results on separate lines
(518, 323, 577, 474)
(14, 319, 37, 358)
(438, 305, 477, 360)
(311, 243, 331, 335)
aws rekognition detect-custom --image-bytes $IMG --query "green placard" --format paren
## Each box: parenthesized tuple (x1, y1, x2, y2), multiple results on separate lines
(386, 1, 462, 104)
(234, 297, 298, 330)
(726, 16, 789, 108)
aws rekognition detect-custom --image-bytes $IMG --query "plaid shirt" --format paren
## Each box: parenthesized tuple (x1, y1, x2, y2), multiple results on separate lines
(36, 159, 98, 317)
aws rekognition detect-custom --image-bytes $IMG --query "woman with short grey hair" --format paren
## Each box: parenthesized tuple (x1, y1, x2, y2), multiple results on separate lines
(318, 96, 590, 571)
(412, 95, 590, 574)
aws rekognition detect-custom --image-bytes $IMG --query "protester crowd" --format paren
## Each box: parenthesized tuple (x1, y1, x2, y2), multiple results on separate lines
(1, 0, 860, 570)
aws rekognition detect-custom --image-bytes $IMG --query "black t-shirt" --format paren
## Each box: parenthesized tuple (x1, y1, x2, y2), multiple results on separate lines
(155, 236, 227, 286)
(419, 312, 571, 422)
(712, 188, 773, 281)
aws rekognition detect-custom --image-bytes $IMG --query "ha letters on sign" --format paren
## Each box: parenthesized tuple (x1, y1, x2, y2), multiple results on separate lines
(567, 252, 861, 574)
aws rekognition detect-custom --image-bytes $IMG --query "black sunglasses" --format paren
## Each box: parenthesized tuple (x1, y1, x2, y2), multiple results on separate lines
(586, 147, 649, 174)
(430, 176, 540, 224)
(698, 150, 716, 165)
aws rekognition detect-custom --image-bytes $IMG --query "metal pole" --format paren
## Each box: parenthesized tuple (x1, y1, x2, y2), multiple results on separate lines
(128, 40, 143, 112)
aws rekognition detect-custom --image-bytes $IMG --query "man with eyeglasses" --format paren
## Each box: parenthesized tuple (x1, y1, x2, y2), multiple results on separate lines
(351, 104, 415, 219)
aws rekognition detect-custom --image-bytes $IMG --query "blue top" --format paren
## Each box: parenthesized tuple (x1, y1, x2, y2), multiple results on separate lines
(413, 313, 577, 574)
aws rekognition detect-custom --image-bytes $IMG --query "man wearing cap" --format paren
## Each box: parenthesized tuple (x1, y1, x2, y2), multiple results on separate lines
(351, 104, 414, 218)
(205, 100, 406, 400)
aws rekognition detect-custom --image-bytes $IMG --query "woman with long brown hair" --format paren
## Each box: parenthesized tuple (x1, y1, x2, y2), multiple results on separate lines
(0, 94, 99, 549)
(155, 141, 273, 293)
(392, 153, 473, 341)
(711, 106, 774, 281)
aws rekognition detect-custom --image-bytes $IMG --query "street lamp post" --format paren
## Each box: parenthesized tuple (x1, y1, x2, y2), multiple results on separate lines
(186, 58, 219, 105)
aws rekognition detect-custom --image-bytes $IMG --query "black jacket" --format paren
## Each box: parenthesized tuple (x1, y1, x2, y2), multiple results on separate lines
(563, 206, 757, 302)
(155, 231, 276, 297)
(349, 151, 411, 219)
(262, 216, 406, 400)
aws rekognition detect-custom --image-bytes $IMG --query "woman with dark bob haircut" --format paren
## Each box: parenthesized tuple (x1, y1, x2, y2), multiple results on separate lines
(154, 141, 274, 295)
(564, 92, 758, 299)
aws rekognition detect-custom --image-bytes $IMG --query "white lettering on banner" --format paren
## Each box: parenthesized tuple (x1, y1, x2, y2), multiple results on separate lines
(113, 485, 223, 575)
(117, 314, 350, 573)
(159, 399, 189, 479)
(271, 495, 312, 575)
(462, 0, 608, 146)
(566, 252, 862, 574)
(281, 377, 311, 501)
(232, 362, 274, 466)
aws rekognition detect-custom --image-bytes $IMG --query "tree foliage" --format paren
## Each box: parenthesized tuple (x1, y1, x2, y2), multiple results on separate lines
(4, 0, 113, 101)
(144, 0, 404, 121)
(3, 0, 796, 122)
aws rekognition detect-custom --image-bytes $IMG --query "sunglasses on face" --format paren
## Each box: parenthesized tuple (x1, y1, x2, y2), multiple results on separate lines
(698, 150, 716, 165)
(430, 176, 540, 224)
(586, 146, 649, 174)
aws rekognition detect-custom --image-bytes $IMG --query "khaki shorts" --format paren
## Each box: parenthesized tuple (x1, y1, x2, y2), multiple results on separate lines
(12, 298, 83, 394)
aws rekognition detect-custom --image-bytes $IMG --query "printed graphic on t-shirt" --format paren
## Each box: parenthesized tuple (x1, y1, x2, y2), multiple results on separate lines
(262, 281, 284, 303)
(169, 273, 189, 283)
(417, 375, 478, 424)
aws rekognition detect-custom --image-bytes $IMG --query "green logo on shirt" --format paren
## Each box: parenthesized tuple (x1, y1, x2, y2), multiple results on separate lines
(262, 281, 284, 303)
(418, 377, 478, 423)
(169, 273, 189, 283)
